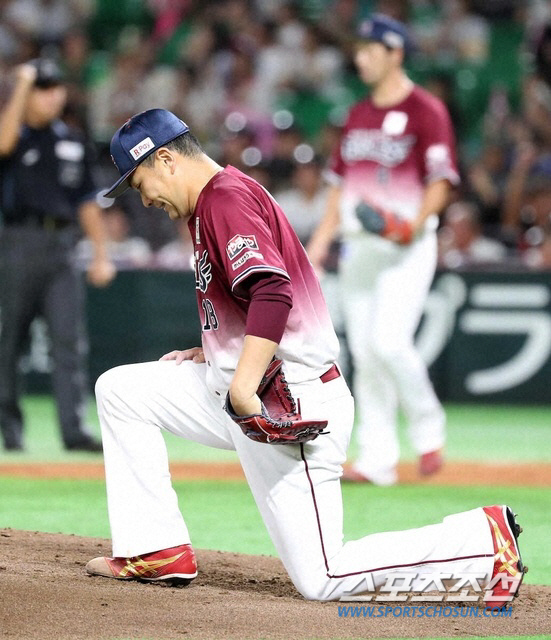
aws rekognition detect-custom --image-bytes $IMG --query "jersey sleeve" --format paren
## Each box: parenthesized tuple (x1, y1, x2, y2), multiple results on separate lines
(202, 186, 290, 292)
(416, 98, 460, 186)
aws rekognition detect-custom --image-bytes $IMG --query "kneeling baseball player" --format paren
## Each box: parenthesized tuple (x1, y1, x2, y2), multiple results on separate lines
(86, 109, 525, 606)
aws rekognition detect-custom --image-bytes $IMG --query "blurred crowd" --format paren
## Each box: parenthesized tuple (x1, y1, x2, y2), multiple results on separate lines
(1, 0, 551, 270)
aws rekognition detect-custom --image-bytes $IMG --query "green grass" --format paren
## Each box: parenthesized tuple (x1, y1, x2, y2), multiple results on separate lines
(1, 396, 550, 464)
(0, 395, 238, 463)
(0, 475, 549, 585)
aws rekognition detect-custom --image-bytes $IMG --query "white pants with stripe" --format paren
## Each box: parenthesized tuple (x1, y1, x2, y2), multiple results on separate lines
(340, 230, 445, 485)
(95, 359, 493, 600)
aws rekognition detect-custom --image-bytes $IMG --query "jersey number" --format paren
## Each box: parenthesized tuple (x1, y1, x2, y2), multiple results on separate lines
(202, 298, 219, 331)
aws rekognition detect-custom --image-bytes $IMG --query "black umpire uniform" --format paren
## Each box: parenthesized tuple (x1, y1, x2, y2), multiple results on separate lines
(0, 59, 114, 451)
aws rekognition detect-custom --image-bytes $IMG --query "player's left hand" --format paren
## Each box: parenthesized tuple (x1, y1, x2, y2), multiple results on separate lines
(355, 202, 413, 245)
(224, 358, 328, 444)
(224, 396, 328, 444)
(87, 257, 116, 287)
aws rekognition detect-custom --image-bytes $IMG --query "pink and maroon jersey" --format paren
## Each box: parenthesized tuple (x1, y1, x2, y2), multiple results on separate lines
(189, 165, 339, 397)
(327, 85, 459, 235)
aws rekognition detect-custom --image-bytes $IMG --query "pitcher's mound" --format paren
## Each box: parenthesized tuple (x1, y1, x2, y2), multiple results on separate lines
(0, 529, 548, 639)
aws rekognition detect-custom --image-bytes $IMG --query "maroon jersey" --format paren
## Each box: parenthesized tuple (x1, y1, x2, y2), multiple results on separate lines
(189, 165, 339, 397)
(327, 85, 459, 234)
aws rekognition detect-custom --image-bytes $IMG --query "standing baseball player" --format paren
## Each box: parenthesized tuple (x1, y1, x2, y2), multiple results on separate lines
(308, 14, 457, 486)
(86, 109, 524, 607)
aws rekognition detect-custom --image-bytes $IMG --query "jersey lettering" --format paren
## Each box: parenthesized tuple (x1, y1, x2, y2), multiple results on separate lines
(226, 234, 259, 260)
(194, 249, 212, 293)
(341, 129, 416, 167)
(231, 249, 264, 271)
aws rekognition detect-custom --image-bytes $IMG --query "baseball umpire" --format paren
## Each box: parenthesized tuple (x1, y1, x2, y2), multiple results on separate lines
(85, 109, 524, 607)
(308, 14, 457, 485)
(0, 59, 115, 451)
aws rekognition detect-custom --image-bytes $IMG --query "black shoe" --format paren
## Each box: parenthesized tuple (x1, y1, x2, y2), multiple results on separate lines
(65, 436, 103, 452)
(2, 424, 24, 451)
(4, 442, 24, 452)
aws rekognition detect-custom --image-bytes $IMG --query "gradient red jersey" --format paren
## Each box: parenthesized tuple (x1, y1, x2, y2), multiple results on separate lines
(189, 165, 339, 397)
(327, 85, 459, 235)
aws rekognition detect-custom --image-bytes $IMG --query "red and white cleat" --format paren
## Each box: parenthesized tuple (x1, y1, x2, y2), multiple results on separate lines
(483, 505, 527, 609)
(86, 543, 197, 585)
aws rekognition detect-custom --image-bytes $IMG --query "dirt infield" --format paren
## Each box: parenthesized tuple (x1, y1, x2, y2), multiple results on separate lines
(0, 528, 549, 640)
(2, 459, 551, 485)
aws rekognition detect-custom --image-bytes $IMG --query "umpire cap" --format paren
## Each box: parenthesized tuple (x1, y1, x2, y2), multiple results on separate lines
(357, 14, 412, 53)
(105, 109, 190, 198)
(30, 58, 65, 88)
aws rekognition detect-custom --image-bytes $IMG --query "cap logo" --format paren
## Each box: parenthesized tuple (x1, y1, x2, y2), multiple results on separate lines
(130, 137, 155, 161)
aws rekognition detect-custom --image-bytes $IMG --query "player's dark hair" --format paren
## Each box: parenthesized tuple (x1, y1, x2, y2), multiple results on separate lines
(141, 131, 203, 166)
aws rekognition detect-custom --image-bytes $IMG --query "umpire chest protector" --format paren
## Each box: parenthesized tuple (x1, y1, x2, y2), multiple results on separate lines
(0, 120, 94, 225)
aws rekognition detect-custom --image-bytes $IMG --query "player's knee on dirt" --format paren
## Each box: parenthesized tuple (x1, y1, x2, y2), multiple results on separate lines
(291, 571, 343, 601)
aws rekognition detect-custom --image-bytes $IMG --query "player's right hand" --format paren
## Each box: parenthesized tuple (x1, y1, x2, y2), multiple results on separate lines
(355, 202, 413, 245)
(15, 63, 38, 86)
(87, 256, 116, 288)
(159, 347, 205, 364)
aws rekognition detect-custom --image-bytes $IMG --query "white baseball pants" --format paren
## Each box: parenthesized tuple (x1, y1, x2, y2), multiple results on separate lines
(340, 231, 445, 485)
(95, 359, 493, 600)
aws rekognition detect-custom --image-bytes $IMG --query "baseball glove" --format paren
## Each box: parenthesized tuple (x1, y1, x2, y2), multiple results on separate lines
(224, 359, 328, 444)
(355, 202, 413, 245)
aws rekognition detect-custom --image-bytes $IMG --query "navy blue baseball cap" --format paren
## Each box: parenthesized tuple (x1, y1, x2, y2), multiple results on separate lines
(357, 14, 412, 53)
(29, 58, 65, 88)
(105, 108, 190, 198)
